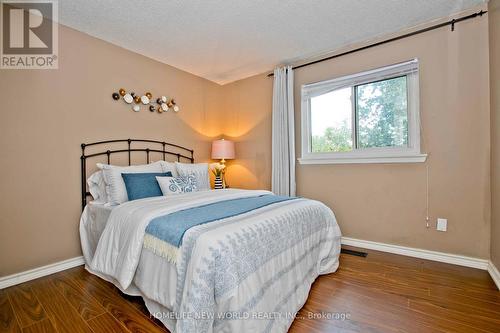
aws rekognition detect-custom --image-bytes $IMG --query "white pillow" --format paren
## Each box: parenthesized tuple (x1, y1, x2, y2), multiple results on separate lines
(159, 161, 178, 177)
(175, 162, 210, 191)
(156, 175, 198, 196)
(87, 171, 107, 203)
(97, 161, 164, 205)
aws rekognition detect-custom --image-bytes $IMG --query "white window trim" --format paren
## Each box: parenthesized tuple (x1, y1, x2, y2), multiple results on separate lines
(299, 59, 427, 165)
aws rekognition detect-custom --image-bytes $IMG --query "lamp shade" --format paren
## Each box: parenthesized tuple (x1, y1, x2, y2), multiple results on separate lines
(211, 139, 235, 160)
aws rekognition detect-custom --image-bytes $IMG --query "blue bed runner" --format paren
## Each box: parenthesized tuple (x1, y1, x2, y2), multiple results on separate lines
(145, 194, 295, 248)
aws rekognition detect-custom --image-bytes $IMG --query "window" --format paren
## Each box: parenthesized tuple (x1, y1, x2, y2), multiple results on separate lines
(300, 59, 426, 164)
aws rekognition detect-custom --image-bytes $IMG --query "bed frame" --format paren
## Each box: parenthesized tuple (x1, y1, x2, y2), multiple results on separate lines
(81, 139, 194, 210)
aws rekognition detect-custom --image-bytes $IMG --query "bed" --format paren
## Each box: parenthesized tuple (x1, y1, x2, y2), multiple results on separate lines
(79, 139, 342, 333)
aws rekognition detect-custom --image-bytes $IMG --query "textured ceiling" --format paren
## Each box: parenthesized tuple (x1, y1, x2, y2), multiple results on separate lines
(59, 0, 485, 85)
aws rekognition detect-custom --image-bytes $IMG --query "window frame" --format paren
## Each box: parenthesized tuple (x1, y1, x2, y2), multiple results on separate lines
(299, 59, 427, 164)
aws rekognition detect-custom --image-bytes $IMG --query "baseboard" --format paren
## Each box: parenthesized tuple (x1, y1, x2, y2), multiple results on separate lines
(0, 256, 84, 289)
(341, 237, 489, 270)
(1, 241, 498, 291)
(487, 261, 500, 290)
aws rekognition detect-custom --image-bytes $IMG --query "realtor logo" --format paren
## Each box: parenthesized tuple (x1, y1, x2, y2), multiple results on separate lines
(1, 0, 58, 69)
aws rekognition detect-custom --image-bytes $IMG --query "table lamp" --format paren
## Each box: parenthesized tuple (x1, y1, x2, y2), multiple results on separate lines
(211, 139, 235, 188)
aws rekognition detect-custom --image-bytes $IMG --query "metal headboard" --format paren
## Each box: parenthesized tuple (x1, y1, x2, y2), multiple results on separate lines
(81, 139, 194, 210)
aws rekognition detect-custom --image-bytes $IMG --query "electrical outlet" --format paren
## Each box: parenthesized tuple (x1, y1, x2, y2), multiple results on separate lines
(437, 218, 447, 232)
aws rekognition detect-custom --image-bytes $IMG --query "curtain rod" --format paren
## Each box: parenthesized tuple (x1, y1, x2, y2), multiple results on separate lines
(267, 10, 487, 77)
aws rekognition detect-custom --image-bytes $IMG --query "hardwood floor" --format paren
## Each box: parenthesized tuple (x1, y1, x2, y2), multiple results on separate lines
(1, 246, 499, 333)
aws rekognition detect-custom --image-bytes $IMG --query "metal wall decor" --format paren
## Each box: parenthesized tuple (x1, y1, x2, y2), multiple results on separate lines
(112, 88, 180, 113)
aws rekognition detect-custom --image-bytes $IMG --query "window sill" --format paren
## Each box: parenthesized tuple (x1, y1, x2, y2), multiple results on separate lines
(298, 154, 428, 165)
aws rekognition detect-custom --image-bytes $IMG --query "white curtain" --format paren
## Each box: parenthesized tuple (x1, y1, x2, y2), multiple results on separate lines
(272, 66, 296, 196)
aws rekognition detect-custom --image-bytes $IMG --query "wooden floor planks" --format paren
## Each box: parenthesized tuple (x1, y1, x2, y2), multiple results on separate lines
(6, 285, 46, 328)
(51, 275, 105, 321)
(21, 319, 56, 333)
(0, 246, 498, 333)
(30, 278, 94, 333)
(86, 313, 129, 333)
(0, 290, 20, 333)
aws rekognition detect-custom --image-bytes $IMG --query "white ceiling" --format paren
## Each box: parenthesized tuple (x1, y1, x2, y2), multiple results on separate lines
(59, 0, 485, 85)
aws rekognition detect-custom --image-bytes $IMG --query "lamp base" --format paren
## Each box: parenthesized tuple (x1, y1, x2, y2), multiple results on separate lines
(214, 176, 224, 189)
(220, 159, 228, 189)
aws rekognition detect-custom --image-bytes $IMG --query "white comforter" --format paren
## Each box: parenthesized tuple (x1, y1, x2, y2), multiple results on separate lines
(88, 189, 341, 333)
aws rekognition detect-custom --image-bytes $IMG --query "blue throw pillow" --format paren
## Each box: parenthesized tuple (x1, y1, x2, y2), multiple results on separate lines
(121, 172, 172, 201)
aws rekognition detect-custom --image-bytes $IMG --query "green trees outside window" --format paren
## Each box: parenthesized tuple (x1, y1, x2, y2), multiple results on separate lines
(310, 76, 408, 153)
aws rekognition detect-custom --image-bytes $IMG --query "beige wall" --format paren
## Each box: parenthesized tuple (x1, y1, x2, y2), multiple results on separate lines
(490, 0, 500, 269)
(222, 7, 491, 259)
(221, 74, 273, 190)
(0, 24, 223, 276)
